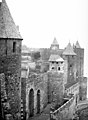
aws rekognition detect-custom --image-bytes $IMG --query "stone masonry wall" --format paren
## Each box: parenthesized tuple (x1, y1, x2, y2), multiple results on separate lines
(0, 73, 7, 119)
(26, 73, 48, 117)
(0, 39, 22, 119)
(74, 48, 84, 77)
(79, 77, 87, 100)
(21, 78, 26, 118)
(48, 72, 64, 103)
(50, 96, 76, 120)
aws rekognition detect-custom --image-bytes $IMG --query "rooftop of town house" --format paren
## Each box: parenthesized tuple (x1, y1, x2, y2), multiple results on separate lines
(63, 42, 76, 55)
(0, 0, 22, 39)
(49, 54, 64, 62)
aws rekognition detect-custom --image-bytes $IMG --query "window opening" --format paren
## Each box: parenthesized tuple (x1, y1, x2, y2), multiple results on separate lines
(52, 67, 54, 70)
(13, 42, 16, 53)
(58, 67, 60, 71)
(70, 64, 72, 67)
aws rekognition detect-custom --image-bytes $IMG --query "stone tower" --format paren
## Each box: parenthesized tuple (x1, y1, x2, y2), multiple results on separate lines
(63, 42, 76, 84)
(74, 41, 84, 77)
(0, 0, 23, 119)
(74, 41, 84, 100)
(49, 54, 64, 72)
(50, 37, 59, 50)
(48, 54, 64, 103)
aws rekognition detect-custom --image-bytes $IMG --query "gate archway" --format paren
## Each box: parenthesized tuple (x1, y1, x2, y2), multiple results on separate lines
(37, 90, 40, 113)
(29, 88, 34, 117)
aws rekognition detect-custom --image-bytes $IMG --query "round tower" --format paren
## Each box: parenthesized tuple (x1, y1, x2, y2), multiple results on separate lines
(0, 0, 23, 119)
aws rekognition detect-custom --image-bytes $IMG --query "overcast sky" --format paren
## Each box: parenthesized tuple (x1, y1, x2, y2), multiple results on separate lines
(5, 0, 88, 77)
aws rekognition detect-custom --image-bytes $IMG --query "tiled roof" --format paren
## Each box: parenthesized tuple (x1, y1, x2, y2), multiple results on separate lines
(52, 37, 58, 45)
(49, 54, 64, 62)
(63, 42, 76, 56)
(0, 0, 22, 39)
(75, 41, 81, 48)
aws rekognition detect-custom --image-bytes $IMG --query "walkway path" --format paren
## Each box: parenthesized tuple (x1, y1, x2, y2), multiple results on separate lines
(29, 103, 53, 120)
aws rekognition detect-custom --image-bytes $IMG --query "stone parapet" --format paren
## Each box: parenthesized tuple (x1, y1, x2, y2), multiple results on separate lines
(50, 96, 76, 120)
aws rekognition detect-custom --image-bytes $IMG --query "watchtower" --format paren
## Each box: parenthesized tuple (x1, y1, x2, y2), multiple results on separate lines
(63, 42, 76, 84)
(0, 0, 23, 118)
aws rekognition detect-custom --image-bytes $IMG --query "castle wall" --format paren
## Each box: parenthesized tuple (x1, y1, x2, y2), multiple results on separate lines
(63, 55, 77, 86)
(21, 77, 27, 118)
(74, 48, 84, 77)
(50, 96, 76, 120)
(0, 39, 22, 118)
(0, 40, 6, 55)
(63, 57, 68, 85)
(48, 72, 64, 103)
(0, 73, 6, 118)
(79, 77, 87, 100)
(26, 73, 48, 118)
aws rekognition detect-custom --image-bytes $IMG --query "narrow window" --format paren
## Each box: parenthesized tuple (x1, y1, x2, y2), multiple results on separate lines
(70, 64, 72, 67)
(13, 42, 16, 53)
(58, 67, 60, 71)
(52, 61, 54, 64)
(56, 62, 58, 64)
(52, 67, 54, 70)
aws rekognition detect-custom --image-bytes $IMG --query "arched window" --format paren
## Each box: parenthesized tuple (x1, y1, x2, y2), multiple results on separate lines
(29, 89, 34, 117)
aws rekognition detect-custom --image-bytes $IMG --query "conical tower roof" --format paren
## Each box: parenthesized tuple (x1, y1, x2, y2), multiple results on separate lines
(52, 37, 58, 45)
(0, 0, 22, 39)
(49, 54, 64, 62)
(75, 41, 81, 48)
(63, 42, 76, 55)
